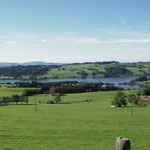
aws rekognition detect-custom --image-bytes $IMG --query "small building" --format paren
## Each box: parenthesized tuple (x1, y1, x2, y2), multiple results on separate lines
(52, 93, 61, 96)
(139, 97, 150, 103)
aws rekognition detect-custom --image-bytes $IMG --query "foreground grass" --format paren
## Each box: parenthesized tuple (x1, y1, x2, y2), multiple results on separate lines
(0, 90, 149, 149)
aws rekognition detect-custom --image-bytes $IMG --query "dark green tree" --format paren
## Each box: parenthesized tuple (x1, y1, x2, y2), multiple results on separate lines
(127, 93, 138, 116)
(92, 71, 96, 77)
(12, 94, 20, 104)
(79, 71, 88, 78)
(140, 87, 150, 96)
(112, 90, 127, 107)
(127, 93, 138, 105)
(54, 95, 61, 104)
(50, 87, 56, 95)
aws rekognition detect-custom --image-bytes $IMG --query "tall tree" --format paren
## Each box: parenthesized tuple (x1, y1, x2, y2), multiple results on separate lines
(112, 90, 127, 107)
(54, 95, 61, 104)
(127, 93, 138, 116)
(127, 93, 138, 105)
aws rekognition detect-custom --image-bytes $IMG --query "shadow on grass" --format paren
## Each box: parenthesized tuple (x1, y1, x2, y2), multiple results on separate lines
(4, 148, 17, 150)
(59, 102, 72, 104)
(0, 103, 37, 106)
(0, 104, 8, 106)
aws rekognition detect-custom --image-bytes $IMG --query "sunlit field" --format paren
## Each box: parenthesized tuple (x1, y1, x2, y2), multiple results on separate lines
(0, 89, 149, 150)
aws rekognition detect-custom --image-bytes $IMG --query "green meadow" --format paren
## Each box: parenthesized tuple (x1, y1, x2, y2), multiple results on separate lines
(38, 64, 105, 79)
(0, 84, 35, 97)
(0, 87, 149, 150)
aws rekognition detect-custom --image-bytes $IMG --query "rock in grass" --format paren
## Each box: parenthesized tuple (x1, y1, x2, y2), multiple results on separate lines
(116, 137, 131, 150)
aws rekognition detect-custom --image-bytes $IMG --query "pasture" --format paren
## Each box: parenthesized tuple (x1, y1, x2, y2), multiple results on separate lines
(0, 84, 36, 97)
(0, 89, 149, 149)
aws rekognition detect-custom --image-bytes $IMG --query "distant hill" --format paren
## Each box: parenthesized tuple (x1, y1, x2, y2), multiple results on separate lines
(0, 65, 60, 79)
(21, 61, 68, 66)
(0, 61, 68, 68)
(0, 62, 19, 68)
(0, 61, 149, 80)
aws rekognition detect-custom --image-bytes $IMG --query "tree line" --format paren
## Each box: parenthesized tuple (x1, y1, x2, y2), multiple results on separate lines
(112, 91, 139, 107)
(112, 86, 150, 107)
(104, 66, 133, 77)
(129, 76, 149, 84)
(0, 94, 28, 105)
(15, 81, 124, 96)
(72, 61, 119, 65)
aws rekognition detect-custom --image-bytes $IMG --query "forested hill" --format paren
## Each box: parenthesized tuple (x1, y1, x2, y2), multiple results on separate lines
(0, 65, 59, 79)
(0, 61, 150, 79)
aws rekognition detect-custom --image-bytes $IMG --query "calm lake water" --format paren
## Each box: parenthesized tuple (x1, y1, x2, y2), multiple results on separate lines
(0, 77, 143, 89)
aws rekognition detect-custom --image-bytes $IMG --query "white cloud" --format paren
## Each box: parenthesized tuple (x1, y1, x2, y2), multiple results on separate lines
(1, 28, 150, 63)
(41, 39, 49, 42)
(54, 37, 150, 44)
(98, 39, 150, 44)
(12, 33, 41, 40)
(5, 41, 16, 44)
(1, 31, 150, 47)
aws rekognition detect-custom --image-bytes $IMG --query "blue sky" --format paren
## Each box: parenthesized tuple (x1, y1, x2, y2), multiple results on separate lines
(0, 0, 150, 63)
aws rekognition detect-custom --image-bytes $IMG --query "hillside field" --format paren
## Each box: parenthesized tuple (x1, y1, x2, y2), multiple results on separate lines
(37, 62, 150, 79)
(0, 87, 150, 149)
(0, 62, 150, 79)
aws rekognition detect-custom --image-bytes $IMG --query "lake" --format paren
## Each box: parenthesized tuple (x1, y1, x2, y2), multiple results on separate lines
(0, 77, 143, 89)
(0, 77, 137, 83)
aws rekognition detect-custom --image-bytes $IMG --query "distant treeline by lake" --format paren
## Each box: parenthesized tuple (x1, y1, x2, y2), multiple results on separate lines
(0, 76, 143, 90)
(16, 81, 124, 96)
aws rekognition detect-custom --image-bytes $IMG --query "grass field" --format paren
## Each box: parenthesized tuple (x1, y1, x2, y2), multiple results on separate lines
(0, 88, 150, 150)
(0, 84, 36, 97)
(37, 64, 105, 79)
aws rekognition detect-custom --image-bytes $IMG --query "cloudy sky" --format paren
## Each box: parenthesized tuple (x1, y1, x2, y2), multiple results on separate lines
(0, 0, 150, 63)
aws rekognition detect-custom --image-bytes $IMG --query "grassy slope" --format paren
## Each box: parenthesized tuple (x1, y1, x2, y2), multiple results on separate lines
(38, 64, 105, 79)
(131, 80, 150, 86)
(0, 88, 150, 150)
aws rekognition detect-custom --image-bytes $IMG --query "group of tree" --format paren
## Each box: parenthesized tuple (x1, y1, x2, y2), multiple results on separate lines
(104, 66, 133, 77)
(22, 89, 41, 96)
(0, 94, 28, 104)
(129, 76, 149, 85)
(72, 61, 119, 65)
(139, 86, 150, 96)
(112, 84, 150, 107)
(49, 83, 123, 95)
(0, 65, 59, 79)
(15, 81, 124, 97)
(112, 90, 139, 107)
(47, 95, 61, 104)
(16, 81, 78, 88)
(78, 71, 88, 78)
